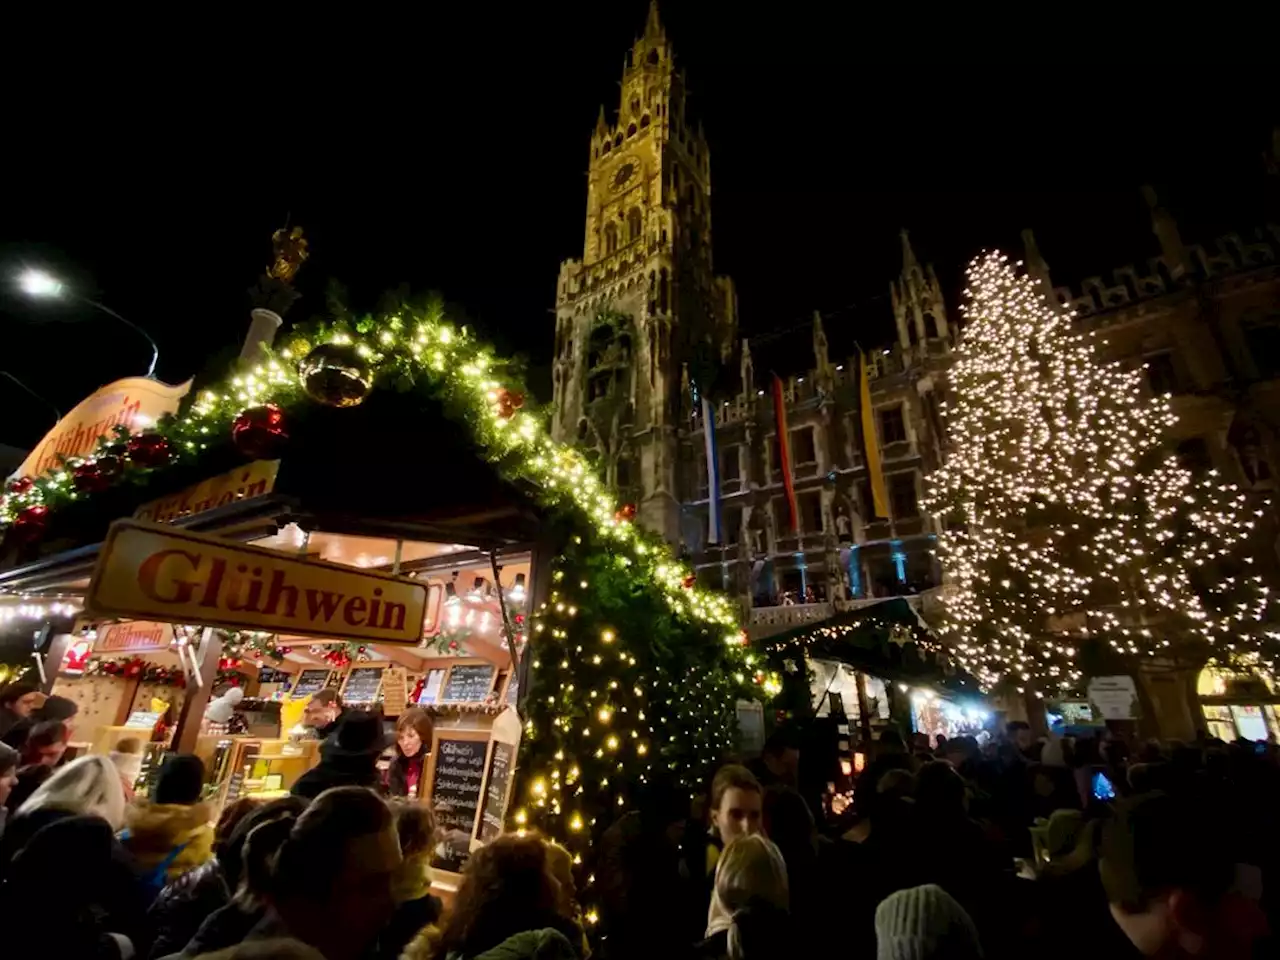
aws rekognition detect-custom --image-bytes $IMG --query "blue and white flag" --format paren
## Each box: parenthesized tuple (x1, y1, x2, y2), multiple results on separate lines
(701, 396, 723, 544)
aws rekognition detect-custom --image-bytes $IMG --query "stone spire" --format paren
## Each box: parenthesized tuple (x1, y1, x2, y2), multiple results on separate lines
(1142, 185, 1190, 280)
(1021, 228, 1056, 309)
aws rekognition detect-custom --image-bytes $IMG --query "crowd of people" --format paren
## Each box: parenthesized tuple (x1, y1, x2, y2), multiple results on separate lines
(0, 674, 1277, 960)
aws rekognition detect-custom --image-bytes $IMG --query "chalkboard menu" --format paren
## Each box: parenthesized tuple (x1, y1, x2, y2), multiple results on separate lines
(441, 664, 495, 704)
(478, 740, 515, 842)
(430, 735, 488, 872)
(343, 666, 384, 703)
(291, 669, 332, 700)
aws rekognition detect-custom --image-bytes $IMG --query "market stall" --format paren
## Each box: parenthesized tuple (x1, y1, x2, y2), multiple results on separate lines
(0, 287, 760, 912)
(765, 597, 987, 802)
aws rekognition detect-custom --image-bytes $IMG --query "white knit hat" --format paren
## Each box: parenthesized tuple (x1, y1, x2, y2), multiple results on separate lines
(875, 884, 982, 960)
(108, 749, 144, 788)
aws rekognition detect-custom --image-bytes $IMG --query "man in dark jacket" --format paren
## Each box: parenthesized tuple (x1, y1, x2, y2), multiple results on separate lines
(0, 682, 42, 740)
(291, 712, 388, 800)
(301, 688, 344, 741)
(1, 693, 79, 752)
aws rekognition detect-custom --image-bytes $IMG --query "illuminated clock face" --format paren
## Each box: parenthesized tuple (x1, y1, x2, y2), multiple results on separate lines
(612, 161, 636, 190)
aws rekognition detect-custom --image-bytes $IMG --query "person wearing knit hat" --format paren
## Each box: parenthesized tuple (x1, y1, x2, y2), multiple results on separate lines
(875, 884, 983, 960)
(122, 753, 215, 891)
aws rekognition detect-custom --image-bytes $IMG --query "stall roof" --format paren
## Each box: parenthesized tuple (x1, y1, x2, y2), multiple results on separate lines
(764, 598, 982, 698)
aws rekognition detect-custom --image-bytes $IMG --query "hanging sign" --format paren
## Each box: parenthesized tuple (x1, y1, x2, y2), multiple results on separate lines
(1087, 675, 1140, 721)
(86, 519, 429, 645)
(15, 377, 191, 480)
(135, 460, 279, 524)
(382, 666, 408, 716)
(94, 621, 174, 655)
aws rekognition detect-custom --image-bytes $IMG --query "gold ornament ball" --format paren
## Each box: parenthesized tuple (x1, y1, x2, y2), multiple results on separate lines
(299, 343, 373, 407)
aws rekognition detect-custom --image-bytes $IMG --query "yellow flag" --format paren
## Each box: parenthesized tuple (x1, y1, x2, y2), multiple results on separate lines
(859, 350, 890, 518)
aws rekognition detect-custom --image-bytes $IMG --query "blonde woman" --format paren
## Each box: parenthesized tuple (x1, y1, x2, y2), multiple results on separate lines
(699, 834, 792, 960)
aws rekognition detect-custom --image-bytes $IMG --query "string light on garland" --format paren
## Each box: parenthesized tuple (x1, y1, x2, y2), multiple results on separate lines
(85, 656, 186, 687)
(0, 291, 762, 898)
(923, 252, 1280, 693)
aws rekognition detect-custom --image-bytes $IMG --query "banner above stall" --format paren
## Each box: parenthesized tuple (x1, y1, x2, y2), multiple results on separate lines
(86, 519, 429, 644)
(15, 377, 192, 480)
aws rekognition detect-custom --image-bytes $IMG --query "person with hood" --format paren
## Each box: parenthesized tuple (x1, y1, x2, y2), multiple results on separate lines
(291, 712, 388, 800)
(1, 691, 78, 751)
(122, 753, 215, 899)
(696, 833, 793, 960)
(0, 756, 147, 945)
(167, 797, 307, 959)
(245, 786, 402, 960)
(143, 796, 259, 960)
(403, 832, 582, 960)
(874, 884, 984, 960)
(1, 814, 143, 959)
(0, 681, 43, 739)
(387, 706, 434, 798)
(0, 754, 128, 867)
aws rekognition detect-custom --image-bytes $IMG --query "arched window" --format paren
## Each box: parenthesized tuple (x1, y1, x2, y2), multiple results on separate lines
(614, 133, 623, 147)
(602, 140, 611, 154)
(627, 208, 642, 243)
(627, 123, 637, 138)
(577, 419, 590, 442)
(604, 222, 618, 255)
(640, 114, 650, 128)
(647, 49, 659, 65)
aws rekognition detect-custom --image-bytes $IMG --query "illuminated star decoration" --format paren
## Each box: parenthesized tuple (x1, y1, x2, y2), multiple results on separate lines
(923, 252, 1278, 695)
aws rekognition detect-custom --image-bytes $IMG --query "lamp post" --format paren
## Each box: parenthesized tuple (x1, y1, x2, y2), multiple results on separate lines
(16, 269, 160, 379)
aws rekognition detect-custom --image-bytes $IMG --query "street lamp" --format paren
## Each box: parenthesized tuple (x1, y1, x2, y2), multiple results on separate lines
(15, 268, 160, 379)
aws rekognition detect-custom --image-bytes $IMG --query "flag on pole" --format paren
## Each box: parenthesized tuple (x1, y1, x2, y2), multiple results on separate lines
(858, 349, 890, 518)
(701, 395, 723, 544)
(772, 374, 798, 532)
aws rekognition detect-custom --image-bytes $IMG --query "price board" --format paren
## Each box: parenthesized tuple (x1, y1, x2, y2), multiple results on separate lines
(290, 669, 333, 700)
(382, 667, 408, 717)
(440, 663, 496, 704)
(342, 666, 385, 704)
(427, 730, 490, 872)
(478, 740, 515, 843)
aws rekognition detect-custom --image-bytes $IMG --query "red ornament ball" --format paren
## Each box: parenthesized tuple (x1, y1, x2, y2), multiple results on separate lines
(73, 459, 117, 493)
(494, 388, 526, 421)
(12, 504, 49, 544)
(618, 503, 637, 522)
(232, 404, 289, 459)
(681, 574, 697, 590)
(5, 476, 34, 497)
(127, 433, 173, 469)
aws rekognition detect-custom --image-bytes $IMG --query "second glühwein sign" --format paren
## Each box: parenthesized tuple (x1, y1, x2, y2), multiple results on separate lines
(85, 519, 429, 645)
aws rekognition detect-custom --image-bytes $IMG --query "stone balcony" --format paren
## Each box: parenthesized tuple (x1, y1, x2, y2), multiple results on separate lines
(746, 589, 943, 642)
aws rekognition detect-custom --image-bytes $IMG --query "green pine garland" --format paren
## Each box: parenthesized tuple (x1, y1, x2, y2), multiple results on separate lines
(0, 300, 770, 902)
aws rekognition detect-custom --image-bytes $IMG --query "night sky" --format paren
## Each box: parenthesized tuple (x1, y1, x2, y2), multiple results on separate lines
(2, 3, 1274, 450)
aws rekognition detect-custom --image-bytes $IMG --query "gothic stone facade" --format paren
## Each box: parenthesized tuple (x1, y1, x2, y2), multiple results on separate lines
(552, 10, 1280, 640)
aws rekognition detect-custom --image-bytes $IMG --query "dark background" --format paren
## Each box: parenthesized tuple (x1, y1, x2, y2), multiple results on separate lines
(1, 3, 1275, 450)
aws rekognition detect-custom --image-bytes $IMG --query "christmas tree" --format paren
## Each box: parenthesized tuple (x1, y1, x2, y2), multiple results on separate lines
(925, 252, 1277, 694)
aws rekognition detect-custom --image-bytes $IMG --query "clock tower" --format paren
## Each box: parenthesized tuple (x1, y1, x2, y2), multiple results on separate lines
(551, 1, 737, 546)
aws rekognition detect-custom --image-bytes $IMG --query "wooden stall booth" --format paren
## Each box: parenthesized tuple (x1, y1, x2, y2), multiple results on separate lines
(0, 383, 556, 896)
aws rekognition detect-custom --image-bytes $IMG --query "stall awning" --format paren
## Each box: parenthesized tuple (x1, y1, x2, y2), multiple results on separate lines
(763, 597, 980, 697)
